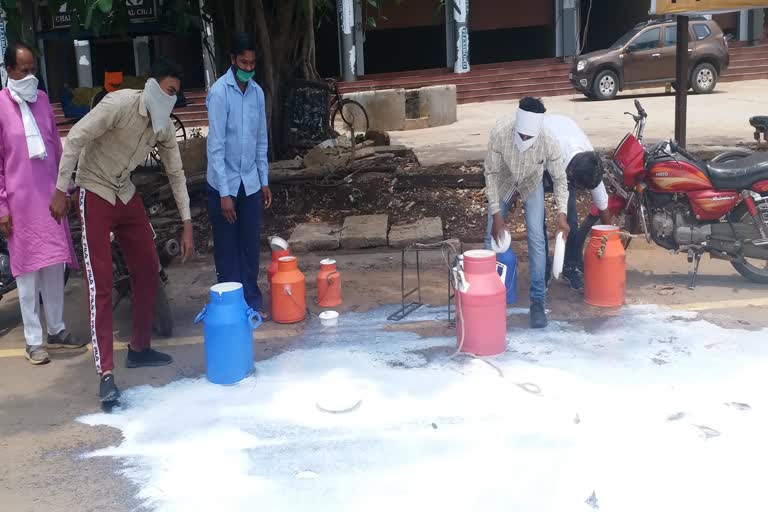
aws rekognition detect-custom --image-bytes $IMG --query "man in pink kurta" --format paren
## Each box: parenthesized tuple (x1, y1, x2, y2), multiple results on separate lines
(0, 42, 83, 364)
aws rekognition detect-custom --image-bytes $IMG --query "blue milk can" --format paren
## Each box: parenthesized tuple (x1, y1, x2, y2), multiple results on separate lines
(194, 282, 262, 385)
(496, 247, 518, 304)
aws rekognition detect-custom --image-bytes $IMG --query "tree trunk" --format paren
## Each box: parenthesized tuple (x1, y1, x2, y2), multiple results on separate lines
(208, 0, 322, 160)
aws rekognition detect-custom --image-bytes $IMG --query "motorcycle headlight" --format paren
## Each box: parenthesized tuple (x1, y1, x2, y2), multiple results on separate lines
(577, 60, 587, 72)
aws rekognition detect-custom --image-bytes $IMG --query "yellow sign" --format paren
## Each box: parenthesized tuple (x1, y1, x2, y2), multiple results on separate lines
(651, 0, 768, 14)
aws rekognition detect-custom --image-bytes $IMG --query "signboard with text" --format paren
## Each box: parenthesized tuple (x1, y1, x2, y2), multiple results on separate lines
(651, 0, 768, 14)
(53, 0, 158, 29)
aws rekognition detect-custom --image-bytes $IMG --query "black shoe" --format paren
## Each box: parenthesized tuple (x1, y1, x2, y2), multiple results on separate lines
(99, 374, 120, 403)
(529, 300, 548, 329)
(126, 347, 173, 368)
(562, 267, 585, 294)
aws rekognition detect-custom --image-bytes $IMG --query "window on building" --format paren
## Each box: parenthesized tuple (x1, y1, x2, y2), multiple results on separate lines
(693, 24, 712, 40)
(631, 28, 661, 51)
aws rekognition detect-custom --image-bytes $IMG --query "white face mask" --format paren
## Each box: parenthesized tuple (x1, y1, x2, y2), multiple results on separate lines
(514, 109, 544, 153)
(7, 74, 39, 103)
(143, 78, 177, 133)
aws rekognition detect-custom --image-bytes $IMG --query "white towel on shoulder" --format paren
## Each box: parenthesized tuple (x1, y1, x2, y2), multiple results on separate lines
(7, 75, 47, 160)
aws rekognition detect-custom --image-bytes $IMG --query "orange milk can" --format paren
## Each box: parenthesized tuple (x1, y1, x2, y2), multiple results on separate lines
(316, 258, 342, 308)
(584, 225, 626, 307)
(268, 249, 290, 287)
(271, 256, 307, 323)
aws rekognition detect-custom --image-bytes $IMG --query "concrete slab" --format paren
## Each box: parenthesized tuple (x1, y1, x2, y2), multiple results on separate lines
(390, 80, 768, 166)
(346, 88, 406, 132)
(289, 222, 341, 253)
(341, 215, 389, 249)
(419, 84, 458, 127)
(389, 217, 444, 248)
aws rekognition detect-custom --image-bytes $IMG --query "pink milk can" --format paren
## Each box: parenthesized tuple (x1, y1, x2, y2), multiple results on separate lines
(455, 249, 508, 356)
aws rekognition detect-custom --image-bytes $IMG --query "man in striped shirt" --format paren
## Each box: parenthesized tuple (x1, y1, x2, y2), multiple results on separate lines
(484, 97, 569, 329)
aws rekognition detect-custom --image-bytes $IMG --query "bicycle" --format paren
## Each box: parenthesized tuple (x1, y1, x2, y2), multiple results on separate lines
(326, 78, 369, 140)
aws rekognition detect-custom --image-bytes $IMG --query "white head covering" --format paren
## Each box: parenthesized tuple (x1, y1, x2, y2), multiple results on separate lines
(7, 74, 47, 160)
(514, 108, 544, 153)
(143, 78, 177, 133)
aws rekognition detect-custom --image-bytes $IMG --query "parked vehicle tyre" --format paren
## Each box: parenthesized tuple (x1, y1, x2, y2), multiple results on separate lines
(729, 202, 768, 284)
(153, 283, 174, 338)
(691, 63, 718, 94)
(592, 70, 619, 100)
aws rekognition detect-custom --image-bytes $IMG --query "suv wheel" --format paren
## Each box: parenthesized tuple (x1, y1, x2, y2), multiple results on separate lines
(593, 70, 619, 100)
(691, 63, 718, 94)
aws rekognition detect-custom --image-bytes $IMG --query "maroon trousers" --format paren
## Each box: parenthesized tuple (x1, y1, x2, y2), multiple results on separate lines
(78, 189, 158, 374)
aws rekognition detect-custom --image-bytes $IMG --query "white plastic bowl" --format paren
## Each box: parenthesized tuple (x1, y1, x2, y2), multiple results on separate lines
(319, 310, 339, 327)
(270, 236, 289, 251)
(491, 230, 511, 253)
(552, 232, 565, 280)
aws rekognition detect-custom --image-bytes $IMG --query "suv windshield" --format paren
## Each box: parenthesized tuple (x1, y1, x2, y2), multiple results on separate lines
(611, 27, 642, 49)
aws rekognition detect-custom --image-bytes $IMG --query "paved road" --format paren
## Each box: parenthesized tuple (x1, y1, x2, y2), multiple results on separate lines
(392, 80, 768, 166)
(1, 245, 766, 511)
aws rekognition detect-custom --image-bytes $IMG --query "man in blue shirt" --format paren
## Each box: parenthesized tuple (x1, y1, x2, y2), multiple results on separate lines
(206, 32, 272, 314)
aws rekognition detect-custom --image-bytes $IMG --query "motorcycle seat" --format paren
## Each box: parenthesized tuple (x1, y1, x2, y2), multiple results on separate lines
(750, 116, 768, 132)
(706, 152, 768, 190)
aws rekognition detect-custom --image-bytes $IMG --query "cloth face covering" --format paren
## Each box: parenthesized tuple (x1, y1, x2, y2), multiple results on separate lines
(143, 78, 177, 134)
(7, 74, 47, 160)
(235, 67, 255, 82)
(514, 109, 544, 153)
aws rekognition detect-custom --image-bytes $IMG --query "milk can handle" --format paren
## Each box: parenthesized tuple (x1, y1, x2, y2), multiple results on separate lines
(247, 308, 263, 330)
(496, 262, 508, 285)
(193, 305, 207, 325)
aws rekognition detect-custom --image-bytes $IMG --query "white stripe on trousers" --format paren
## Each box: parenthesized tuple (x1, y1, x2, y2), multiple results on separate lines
(79, 189, 102, 374)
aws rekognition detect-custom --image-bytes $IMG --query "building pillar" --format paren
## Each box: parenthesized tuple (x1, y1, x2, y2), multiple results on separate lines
(133, 36, 151, 76)
(37, 38, 48, 92)
(0, 5, 8, 87)
(73, 40, 93, 88)
(338, 0, 356, 81)
(353, 0, 365, 76)
(738, 9, 750, 41)
(445, 0, 456, 69)
(561, 0, 579, 57)
(453, 0, 470, 74)
(200, 0, 217, 89)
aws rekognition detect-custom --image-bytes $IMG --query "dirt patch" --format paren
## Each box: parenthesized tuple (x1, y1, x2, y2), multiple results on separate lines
(179, 156, 596, 251)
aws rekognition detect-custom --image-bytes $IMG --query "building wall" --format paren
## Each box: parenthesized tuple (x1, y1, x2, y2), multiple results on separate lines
(582, 0, 649, 53)
(355, 0, 556, 75)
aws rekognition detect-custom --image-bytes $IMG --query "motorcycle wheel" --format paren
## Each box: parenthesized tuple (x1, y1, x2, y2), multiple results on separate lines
(730, 202, 768, 285)
(153, 283, 175, 338)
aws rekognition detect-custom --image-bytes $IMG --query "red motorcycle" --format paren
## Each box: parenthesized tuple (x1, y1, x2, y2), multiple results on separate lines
(577, 100, 768, 288)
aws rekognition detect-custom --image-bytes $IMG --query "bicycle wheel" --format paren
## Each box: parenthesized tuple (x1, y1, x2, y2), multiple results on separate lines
(331, 99, 369, 139)
(171, 113, 187, 142)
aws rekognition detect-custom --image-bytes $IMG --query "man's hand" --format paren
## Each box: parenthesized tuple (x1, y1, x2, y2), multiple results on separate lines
(491, 212, 506, 244)
(556, 212, 570, 239)
(599, 209, 613, 226)
(262, 186, 272, 209)
(221, 196, 237, 224)
(0, 215, 12, 238)
(180, 221, 195, 263)
(50, 189, 70, 224)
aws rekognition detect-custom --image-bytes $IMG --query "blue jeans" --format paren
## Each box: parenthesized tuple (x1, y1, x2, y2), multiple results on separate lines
(484, 183, 547, 303)
(543, 171, 580, 273)
(208, 183, 264, 310)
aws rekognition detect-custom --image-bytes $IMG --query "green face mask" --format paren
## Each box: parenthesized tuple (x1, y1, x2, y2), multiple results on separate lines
(235, 67, 255, 83)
